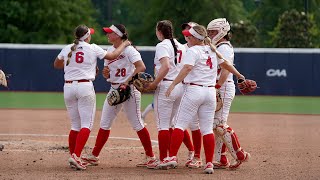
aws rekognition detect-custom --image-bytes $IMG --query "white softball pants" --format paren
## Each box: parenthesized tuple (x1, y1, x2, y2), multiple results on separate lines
(174, 85, 216, 136)
(100, 84, 144, 131)
(64, 81, 96, 131)
(154, 81, 183, 131)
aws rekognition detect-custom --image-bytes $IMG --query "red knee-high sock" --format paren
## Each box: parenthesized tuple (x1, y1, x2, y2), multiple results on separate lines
(183, 130, 194, 152)
(203, 134, 215, 163)
(137, 127, 154, 157)
(220, 143, 228, 164)
(74, 128, 91, 157)
(68, 130, 79, 155)
(92, 128, 110, 157)
(192, 129, 202, 158)
(168, 128, 173, 148)
(169, 128, 184, 157)
(158, 130, 170, 161)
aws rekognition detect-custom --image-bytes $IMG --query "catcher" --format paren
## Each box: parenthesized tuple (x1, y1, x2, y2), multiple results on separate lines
(207, 18, 257, 170)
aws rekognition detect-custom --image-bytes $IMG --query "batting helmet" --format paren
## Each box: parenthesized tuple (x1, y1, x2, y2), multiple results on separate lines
(207, 18, 230, 44)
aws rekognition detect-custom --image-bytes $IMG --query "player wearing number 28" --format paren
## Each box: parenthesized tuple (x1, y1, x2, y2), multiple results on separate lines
(81, 24, 156, 167)
(54, 24, 130, 170)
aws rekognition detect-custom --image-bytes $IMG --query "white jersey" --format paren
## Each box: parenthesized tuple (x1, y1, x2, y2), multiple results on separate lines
(58, 41, 107, 81)
(105, 45, 142, 83)
(216, 41, 234, 82)
(183, 45, 224, 86)
(154, 39, 185, 80)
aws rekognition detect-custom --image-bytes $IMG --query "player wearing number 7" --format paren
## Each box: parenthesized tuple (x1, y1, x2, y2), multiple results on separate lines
(54, 24, 130, 170)
(81, 24, 156, 167)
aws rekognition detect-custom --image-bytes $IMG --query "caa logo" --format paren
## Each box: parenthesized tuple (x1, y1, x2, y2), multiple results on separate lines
(266, 69, 287, 77)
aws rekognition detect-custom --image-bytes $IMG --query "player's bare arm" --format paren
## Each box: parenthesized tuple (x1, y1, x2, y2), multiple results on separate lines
(220, 62, 244, 79)
(216, 69, 231, 87)
(165, 64, 192, 97)
(145, 57, 169, 90)
(104, 40, 131, 60)
(53, 57, 64, 69)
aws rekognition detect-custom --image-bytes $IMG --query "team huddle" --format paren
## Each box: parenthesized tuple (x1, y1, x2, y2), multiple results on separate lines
(54, 18, 256, 174)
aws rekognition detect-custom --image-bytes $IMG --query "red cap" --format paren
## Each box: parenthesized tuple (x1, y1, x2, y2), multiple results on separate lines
(182, 29, 192, 36)
(89, 28, 95, 34)
(102, 27, 113, 33)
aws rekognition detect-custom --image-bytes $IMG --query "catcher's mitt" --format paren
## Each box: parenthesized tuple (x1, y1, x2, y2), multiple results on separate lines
(237, 78, 257, 94)
(107, 84, 131, 106)
(215, 90, 223, 112)
(132, 72, 154, 93)
(0, 70, 8, 87)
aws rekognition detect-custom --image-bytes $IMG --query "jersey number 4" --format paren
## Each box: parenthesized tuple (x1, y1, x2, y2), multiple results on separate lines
(206, 56, 213, 69)
(75, 52, 84, 63)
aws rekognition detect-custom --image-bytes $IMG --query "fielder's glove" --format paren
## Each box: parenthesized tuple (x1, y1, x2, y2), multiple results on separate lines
(0, 70, 8, 87)
(237, 78, 257, 94)
(132, 72, 154, 93)
(107, 84, 131, 106)
(215, 89, 223, 112)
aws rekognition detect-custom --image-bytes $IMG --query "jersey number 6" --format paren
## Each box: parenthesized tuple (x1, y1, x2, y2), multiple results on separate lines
(75, 52, 84, 63)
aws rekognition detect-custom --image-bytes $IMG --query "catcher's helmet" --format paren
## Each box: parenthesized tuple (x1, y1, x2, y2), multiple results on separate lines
(207, 18, 230, 44)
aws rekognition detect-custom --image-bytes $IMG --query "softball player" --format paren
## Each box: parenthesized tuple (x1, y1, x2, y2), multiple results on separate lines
(81, 24, 155, 167)
(162, 25, 245, 174)
(144, 20, 194, 169)
(207, 18, 250, 169)
(54, 24, 130, 170)
(181, 21, 203, 168)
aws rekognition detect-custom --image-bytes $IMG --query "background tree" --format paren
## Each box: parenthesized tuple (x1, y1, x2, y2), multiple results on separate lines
(0, 0, 105, 44)
(269, 9, 314, 48)
(231, 20, 258, 47)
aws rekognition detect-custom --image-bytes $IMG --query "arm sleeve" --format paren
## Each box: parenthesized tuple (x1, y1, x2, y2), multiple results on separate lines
(57, 45, 71, 61)
(155, 44, 170, 61)
(92, 43, 108, 60)
(182, 49, 197, 66)
(127, 46, 142, 64)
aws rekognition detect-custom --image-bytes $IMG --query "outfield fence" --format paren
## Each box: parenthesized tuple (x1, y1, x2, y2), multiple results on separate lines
(0, 44, 319, 96)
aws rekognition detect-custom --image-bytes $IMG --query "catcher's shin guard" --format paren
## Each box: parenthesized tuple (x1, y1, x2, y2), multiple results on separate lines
(215, 125, 246, 161)
(213, 131, 229, 168)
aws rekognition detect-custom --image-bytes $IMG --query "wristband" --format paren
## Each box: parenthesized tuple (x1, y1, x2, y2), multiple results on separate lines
(215, 84, 221, 89)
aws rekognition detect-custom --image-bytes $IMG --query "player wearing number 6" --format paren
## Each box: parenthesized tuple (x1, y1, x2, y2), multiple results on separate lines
(81, 24, 156, 167)
(54, 24, 130, 170)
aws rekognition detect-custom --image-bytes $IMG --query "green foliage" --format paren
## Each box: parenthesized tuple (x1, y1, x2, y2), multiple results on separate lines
(250, 0, 320, 47)
(231, 20, 258, 47)
(114, 0, 248, 45)
(269, 9, 314, 48)
(0, 0, 105, 44)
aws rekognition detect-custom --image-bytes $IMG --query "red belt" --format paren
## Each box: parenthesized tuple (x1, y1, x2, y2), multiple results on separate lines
(65, 79, 90, 83)
(163, 78, 173, 81)
(185, 82, 214, 87)
(111, 82, 120, 85)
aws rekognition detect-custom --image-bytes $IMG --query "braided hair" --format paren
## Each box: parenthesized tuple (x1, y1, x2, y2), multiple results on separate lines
(156, 20, 178, 64)
(66, 25, 89, 65)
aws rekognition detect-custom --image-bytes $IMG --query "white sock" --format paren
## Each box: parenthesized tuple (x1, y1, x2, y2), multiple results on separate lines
(142, 103, 154, 119)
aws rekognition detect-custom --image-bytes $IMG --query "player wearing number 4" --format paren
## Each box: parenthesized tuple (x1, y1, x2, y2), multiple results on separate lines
(54, 24, 130, 170)
(81, 24, 156, 167)
(207, 18, 250, 169)
(163, 25, 245, 174)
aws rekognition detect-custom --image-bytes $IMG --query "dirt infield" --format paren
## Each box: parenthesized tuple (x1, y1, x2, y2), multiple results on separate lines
(0, 109, 320, 180)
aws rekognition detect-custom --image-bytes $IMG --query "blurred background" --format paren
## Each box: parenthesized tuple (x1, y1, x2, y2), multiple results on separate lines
(0, 0, 319, 114)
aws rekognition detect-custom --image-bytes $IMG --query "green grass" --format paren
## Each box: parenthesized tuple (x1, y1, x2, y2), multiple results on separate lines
(0, 92, 319, 115)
